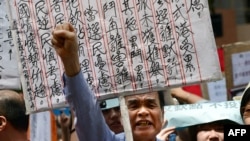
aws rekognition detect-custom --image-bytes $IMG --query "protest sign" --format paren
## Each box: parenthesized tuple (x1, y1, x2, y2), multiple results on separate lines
(223, 41, 250, 99)
(201, 74, 227, 102)
(164, 100, 243, 128)
(6, 0, 221, 113)
(0, 0, 21, 89)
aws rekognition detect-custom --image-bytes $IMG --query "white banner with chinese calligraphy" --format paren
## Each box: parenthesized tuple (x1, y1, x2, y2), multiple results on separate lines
(0, 0, 21, 89)
(164, 100, 243, 128)
(7, 0, 222, 113)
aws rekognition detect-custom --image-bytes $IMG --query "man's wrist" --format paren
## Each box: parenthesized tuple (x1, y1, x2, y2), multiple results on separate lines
(62, 55, 80, 77)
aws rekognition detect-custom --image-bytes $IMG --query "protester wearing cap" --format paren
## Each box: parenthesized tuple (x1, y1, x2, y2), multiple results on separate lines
(99, 98, 124, 134)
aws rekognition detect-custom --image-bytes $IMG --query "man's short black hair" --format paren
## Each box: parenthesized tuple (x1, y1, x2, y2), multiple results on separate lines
(0, 91, 29, 132)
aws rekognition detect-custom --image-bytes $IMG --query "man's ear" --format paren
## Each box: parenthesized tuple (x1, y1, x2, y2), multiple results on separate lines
(0, 116, 7, 131)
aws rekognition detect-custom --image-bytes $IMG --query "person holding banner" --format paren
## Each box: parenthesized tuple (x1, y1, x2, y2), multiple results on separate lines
(0, 90, 29, 141)
(162, 100, 243, 141)
(51, 22, 166, 141)
(156, 87, 209, 141)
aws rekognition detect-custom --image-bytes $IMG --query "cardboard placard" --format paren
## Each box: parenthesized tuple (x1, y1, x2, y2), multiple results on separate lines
(223, 41, 250, 99)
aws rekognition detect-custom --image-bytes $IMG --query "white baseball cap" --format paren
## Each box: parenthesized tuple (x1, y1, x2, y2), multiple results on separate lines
(99, 98, 119, 110)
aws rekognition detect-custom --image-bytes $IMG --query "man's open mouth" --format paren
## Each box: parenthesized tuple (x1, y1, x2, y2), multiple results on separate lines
(136, 121, 152, 126)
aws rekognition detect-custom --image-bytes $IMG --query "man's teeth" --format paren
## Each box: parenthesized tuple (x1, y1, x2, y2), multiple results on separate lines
(138, 121, 149, 126)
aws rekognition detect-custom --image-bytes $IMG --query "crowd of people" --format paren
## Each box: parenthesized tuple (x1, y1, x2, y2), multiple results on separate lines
(1, 22, 250, 141)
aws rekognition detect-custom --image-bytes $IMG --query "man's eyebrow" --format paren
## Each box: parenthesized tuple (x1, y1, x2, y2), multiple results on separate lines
(145, 98, 157, 102)
(127, 98, 138, 104)
(143, 98, 158, 105)
(127, 97, 156, 103)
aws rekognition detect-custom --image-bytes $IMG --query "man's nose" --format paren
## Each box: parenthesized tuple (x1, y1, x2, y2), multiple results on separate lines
(138, 106, 149, 117)
(110, 109, 119, 118)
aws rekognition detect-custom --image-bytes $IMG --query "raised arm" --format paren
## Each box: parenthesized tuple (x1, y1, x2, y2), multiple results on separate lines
(51, 23, 117, 141)
(171, 87, 207, 104)
(51, 22, 80, 77)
